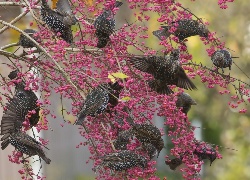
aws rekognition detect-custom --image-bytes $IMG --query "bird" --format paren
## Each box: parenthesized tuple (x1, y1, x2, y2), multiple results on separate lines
(132, 123, 164, 157)
(176, 92, 197, 114)
(113, 129, 133, 150)
(193, 142, 217, 166)
(18, 29, 40, 48)
(94, 1, 123, 48)
(211, 49, 232, 71)
(153, 19, 209, 41)
(75, 84, 110, 125)
(0, 70, 40, 150)
(8, 131, 51, 164)
(165, 157, 183, 170)
(130, 49, 197, 94)
(41, 0, 76, 43)
(96, 150, 147, 171)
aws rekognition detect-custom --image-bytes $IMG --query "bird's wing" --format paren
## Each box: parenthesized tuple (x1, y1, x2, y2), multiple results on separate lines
(176, 67, 197, 90)
(130, 56, 159, 76)
(0, 96, 26, 135)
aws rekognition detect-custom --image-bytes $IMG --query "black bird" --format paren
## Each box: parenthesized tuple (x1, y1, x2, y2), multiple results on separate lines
(95, 150, 147, 171)
(41, 0, 76, 43)
(194, 142, 217, 166)
(153, 19, 209, 41)
(94, 1, 123, 48)
(18, 29, 40, 48)
(211, 49, 232, 71)
(75, 84, 110, 125)
(142, 142, 158, 160)
(8, 131, 50, 164)
(113, 129, 133, 150)
(0, 70, 40, 150)
(132, 123, 164, 157)
(176, 92, 197, 114)
(130, 49, 197, 94)
(165, 157, 183, 170)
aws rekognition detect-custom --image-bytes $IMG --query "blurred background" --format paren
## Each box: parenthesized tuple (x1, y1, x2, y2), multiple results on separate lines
(0, 0, 250, 179)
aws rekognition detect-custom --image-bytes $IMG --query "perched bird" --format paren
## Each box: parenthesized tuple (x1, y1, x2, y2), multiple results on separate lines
(113, 129, 132, 150)
(194, 143, 217, 166)
(211, 49, 232, 71)
(18, 29, 40, 48)
(165, 157, 183, 170)
(96, 150, 147, 171)
(41, 0, 76, 43)
(176, 92, 197, 114)
(75, 84, 110, 125)
(8, 131, 50, 164)
(130, 49, 197, 94)
(153, 19, 209, 41)
(94, 1, 123, 48)
(132, 123, 164, 157)
(55, 0, 78, 26)
(0, 70, 40, 150)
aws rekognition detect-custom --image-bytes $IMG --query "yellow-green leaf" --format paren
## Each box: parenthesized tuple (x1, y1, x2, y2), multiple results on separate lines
(111, 72, 129, 79)
(108, 74, 116, 82)
(121, 96, 131, 101)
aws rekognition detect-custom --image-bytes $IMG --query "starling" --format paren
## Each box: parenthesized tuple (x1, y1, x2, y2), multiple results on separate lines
(113, 129, 133, 150)
(194, 143, 217, 166)
(75, 84, 110, 125)
(8, 131, 51, 164)
(0, 70, 40, 149)
(98, 150, 147, 171)
(176, 92, 197, 114)
(55, 0, 78, 26)
(132, 123, 164, 157)
(130, 49, 197, 94)
(153, 19, 209, 41)
(18, 29, 40, 48)
(211, 49, 232, 71)
(41, 0, 74, 43)
(165, 157, 183, 170)
(94, 1, 123, 48)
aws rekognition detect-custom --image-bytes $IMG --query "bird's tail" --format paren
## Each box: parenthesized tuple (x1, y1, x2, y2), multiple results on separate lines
(96, 36, 110, 48)
(115, 1, 123, 8)
(41, 155, 51, 164)
(147, 80, 173, 95)
(74, 113, 86, 125)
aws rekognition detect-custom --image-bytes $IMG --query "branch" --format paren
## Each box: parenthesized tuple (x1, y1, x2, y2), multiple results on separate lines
(0, 20, 86, 99)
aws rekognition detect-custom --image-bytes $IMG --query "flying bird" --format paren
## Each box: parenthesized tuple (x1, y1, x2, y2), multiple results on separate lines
(130, 49, 197, 94)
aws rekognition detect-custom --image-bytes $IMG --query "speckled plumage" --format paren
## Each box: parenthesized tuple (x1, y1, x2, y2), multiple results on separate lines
(194, 144, 217, 166)
(132, 124, 164, 157)
(130, 49, 197, 94)
(9, 131, 51, 164)
(41, 0, 73, 43)
(100, 150, 147, 171)
(113, 129, 132, 150)
(211, 49, 232, 70)
(165, 157, 183, 170)
(18, 29, 40, 48)
(142, 142, 158, 159)
(75, 84, 110, 125)
(0, 70, 40, 150)
(94, 1, 123, 48)
(176, 92, 197, 114)
(153, 19, 208, 41)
